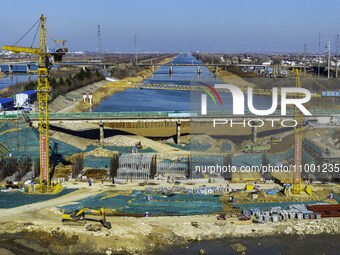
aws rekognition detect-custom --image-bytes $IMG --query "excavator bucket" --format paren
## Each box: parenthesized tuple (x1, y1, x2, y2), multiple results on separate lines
(101, 219, 112, 229)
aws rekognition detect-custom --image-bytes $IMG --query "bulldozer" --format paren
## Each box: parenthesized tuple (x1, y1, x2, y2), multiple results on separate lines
(61, 207, 112, 229)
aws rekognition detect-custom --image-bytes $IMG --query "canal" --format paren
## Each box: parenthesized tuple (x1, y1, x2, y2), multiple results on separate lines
(93, 54, 273, 112)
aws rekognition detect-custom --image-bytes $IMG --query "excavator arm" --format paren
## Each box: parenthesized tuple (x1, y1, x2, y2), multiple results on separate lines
(61, 207, 111, 229)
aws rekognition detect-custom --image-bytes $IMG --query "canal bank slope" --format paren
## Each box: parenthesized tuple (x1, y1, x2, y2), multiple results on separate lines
(50, 56, 176, 113)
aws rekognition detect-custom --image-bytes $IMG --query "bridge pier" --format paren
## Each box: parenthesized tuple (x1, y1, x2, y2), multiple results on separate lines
(197, 65, 201, 75)
(26, 64, 31, 74)
(169, 65, 173, 76)
(99, 121, 104, 146)
(251, 121, 258, 143)
(176, 121, 181, 144)
(8, 65, 13, 75)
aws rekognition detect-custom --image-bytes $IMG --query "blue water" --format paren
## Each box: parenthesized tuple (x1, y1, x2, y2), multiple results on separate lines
(0, 188, 76, 208)
(0, 74, 37, 89)
(144, 53, 220, 85)
(60, 190, 223, 216)
(93, 54, 274, 112)
(93, 88, 191, 112)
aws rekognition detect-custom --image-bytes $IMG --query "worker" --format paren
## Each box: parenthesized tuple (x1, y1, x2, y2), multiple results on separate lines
(88, 179, 92, 186)
(112, 178, 115, 184)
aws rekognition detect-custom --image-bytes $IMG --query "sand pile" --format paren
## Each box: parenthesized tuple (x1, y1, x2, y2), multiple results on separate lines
(84, 148, 118, 158)
(104, 135, 140, 147)
(191, 135, 216, 146)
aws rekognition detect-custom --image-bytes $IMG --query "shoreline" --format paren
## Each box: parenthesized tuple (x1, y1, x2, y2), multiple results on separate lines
(50, 56, 176, 113)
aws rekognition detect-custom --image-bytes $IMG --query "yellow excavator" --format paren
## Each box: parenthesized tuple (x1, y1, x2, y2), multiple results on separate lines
(61, 207, 112, 229)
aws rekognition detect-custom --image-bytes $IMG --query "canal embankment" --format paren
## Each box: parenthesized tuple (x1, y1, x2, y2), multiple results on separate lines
(50, 56, 176, 113)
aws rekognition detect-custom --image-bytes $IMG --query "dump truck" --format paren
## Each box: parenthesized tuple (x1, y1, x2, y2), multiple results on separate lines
(269, 136, 282, 143)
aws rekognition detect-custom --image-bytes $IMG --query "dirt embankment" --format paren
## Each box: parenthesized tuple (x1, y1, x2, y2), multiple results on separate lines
(0, 214, 339, 255)
(0, 182, 339, 254)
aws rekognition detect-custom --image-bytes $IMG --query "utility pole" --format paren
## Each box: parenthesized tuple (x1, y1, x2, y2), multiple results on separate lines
(134, 34, 138, 66)
(97, 25, 102, 60)
(318, 32, 321, 78)
(327, 40, 331, 79)
(336, 34, 339, 78)
(304, 43, 307, 76)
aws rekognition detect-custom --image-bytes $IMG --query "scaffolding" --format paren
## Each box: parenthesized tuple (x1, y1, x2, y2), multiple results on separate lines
(117, 153, 154, 180)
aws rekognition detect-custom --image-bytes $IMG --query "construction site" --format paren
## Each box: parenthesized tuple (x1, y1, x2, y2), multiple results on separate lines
(0, 12, 339, 255)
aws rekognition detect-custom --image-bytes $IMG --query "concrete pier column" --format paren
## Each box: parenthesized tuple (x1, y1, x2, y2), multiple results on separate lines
(8, 65, 13, 75)
(176, 121, 181, 144)
(88, 93, 93, 105)
(215, 65, 218, 72)
(251, 121, 258, 143)
(197, 65, 201, 74)
(169, 64, 173, 76)
(99, 121, 104, 146)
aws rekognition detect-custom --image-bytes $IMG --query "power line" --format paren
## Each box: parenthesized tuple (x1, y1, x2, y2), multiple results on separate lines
(13, 17, 40, 46)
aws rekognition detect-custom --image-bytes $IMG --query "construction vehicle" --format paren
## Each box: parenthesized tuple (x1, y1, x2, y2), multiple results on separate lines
(269, 136, 282, 144)
(243, 144, 270, 153)
(61, 207, 112, 229)
(2, 15, 53, 191)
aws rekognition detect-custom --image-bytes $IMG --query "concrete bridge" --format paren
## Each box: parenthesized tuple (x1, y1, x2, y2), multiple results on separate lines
(1, 110, 336, 146)
(0, 62, 37, 74)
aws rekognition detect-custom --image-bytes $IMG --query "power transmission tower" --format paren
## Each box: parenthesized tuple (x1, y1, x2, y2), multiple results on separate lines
(304, 43, 307, 76)
(327, 40, 331, 79)
(134, 34, 138, 65)
(97, 25, 102, 60)
(318, 32, 321, 78)
(336, 34, 339, 78)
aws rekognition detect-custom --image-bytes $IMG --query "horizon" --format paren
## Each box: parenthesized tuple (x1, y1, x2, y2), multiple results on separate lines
(0, 0, 339, 54)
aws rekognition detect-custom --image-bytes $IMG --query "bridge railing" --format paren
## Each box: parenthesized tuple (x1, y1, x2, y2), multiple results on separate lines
(0, 109, 338, 120)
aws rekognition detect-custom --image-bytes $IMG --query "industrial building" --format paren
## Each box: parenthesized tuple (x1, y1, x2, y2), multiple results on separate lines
(15, 90, 37, 108)
(0, 98, 15, 110)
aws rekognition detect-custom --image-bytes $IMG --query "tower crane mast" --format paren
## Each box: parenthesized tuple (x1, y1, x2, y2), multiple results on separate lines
(293, 69, 303, 194)
(2, 15, 50, 189)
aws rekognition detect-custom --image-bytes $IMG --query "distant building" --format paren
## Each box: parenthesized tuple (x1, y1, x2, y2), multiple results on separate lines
(15, 90, 37, 108)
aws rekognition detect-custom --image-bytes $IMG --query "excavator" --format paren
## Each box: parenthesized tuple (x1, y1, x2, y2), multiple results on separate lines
(61, 207, 112, 229)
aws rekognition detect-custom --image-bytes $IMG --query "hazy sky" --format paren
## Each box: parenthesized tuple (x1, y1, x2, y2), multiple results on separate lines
(0, 0, 339, 53)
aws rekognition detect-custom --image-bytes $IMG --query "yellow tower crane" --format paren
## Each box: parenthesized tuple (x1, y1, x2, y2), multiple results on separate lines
(2, 15, 50, 190)
(292, 69, 303, 194)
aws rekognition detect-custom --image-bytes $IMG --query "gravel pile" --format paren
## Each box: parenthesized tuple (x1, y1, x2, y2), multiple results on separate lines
(104, 135, 139, 147)
(190, 134, 216, 146)
(85, 148, 118, 158)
